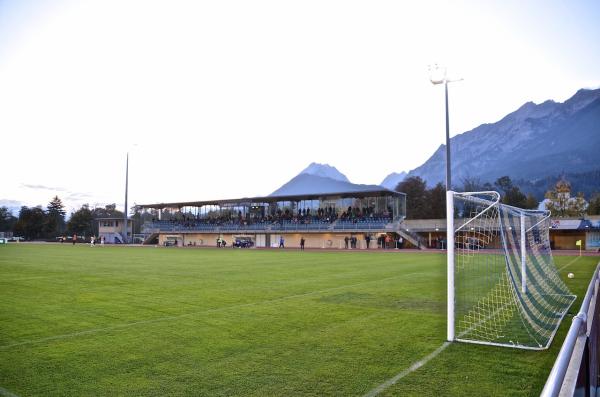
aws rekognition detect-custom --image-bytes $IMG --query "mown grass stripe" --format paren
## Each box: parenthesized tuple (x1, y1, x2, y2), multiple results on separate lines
(1, 273, 422, 350)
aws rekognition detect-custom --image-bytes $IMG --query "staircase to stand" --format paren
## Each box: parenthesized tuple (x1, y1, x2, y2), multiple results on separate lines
(395, 220, 427, 250)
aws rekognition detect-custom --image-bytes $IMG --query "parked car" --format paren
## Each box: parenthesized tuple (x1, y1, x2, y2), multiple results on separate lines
(233, 237, 254, 248)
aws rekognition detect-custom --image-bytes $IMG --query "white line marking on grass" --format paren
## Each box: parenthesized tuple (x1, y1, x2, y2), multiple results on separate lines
(365, 288, 517, 396)
(0, 386, 20, 397)
(363, 256, 583, 396)
(363, 342, 450, 397)
(558, 256, 581, 271)
(1, 275, 55, 282)
(0, 272, 425, 350)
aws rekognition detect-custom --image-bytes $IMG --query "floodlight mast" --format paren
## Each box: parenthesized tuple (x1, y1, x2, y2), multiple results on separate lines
(123, 152, 129, 244)
(431, 65, 462, 343)
(429, 64, 462, 191)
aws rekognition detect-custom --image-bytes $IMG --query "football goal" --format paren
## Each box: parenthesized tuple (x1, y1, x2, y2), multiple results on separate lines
(446, 191, 576, 350)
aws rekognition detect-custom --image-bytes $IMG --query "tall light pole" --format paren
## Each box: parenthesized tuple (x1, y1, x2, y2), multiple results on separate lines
(431, 65, 462, 343)
(123, 152, 129, 244)
(429, 64, 462, 191)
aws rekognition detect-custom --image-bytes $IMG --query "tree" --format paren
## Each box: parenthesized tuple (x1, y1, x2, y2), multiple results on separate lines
(588, 193, 600, 216)
(130, 205, 153, 234)
(461, 177, 493, 193)
(45, 196, 66, 237)
(13, 206, 46, 240)
(494, 176, 533, 208)
(91, 203, 124, 219)
(545, 178, 588, 217)
(396, 176, 429, 219)
(523, 193, 539, 210)
(504, 187, 527, 208)
(90, 204, 125, 236)
(67, 204, 94, 236)
(427, 183, 446, 219)
(494, 176, 513, 193)
(0, 207, 17, 232)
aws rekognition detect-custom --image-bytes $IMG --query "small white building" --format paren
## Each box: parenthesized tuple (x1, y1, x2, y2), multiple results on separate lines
(97, 217, 133, 244)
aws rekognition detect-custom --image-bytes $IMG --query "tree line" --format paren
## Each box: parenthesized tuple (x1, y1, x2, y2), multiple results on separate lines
(0, 196, 127, 240)
(395, 175, 600, 219)
(2, 179, 600, 238)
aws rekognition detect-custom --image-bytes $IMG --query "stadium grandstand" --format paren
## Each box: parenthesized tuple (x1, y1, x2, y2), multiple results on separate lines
(137, 189, 407, 249)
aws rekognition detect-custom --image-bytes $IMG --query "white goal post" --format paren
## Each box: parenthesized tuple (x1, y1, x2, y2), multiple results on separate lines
(446, 191, 576, 350)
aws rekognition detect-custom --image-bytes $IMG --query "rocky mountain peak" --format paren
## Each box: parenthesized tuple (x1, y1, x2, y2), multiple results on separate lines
(299, 162, 350, 183)
(380, 172, 407, 190)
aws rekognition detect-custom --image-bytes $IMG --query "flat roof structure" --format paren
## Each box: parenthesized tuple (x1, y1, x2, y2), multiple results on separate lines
(137, 189, 405, 210)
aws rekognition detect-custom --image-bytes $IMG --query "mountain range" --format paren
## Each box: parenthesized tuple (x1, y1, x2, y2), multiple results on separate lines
(271, 88, 600, 198)
(406, 88, 600, 189)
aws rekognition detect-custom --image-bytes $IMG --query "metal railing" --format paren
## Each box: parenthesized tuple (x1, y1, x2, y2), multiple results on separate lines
(541, 262, 600, 397)
(141, 220, 395, 234)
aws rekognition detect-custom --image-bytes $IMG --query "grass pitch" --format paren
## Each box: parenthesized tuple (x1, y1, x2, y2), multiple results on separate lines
(0, 244, 597, 396)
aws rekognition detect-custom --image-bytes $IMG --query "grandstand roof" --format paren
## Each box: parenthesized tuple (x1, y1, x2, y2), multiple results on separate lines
(137, 189, 404, 209)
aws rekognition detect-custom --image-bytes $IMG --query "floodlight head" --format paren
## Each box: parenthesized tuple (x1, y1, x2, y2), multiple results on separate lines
(429, 64, 447, 85)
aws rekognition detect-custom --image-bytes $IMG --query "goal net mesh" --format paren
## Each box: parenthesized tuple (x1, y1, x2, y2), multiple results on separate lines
(452, 191, 576, 349)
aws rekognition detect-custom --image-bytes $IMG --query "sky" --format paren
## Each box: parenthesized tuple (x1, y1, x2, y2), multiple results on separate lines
(1, 0, 599, 215)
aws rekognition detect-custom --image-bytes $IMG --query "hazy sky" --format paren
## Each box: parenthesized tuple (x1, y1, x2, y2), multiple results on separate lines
(1, 0, 599, 214)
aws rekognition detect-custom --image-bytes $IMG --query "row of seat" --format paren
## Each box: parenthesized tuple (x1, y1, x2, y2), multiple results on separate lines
(145, 218, 392, 233)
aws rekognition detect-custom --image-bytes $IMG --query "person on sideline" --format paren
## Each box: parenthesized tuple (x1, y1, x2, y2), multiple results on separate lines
(279, 236, 285, 248)
(300, 237, 305, 251)
(72, 234, 77, 245)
